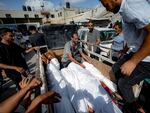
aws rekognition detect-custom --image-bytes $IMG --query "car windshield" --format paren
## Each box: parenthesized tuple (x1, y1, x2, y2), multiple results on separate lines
(99, 30, 116, 41)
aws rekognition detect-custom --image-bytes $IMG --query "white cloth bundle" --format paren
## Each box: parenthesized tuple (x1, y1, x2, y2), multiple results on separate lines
(46, 58, 76, 113)
(46, 58, 122, 113)
(62, 62, 122, 113)
(83, 62, 117, 92)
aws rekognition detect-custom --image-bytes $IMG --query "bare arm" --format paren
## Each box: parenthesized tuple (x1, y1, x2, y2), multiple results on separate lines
(130, 24, 150, 63)
(67, 53, 81, 65)
(0, 86, 30, 113)
(67, 53, 85, 68)
(121, 24, 150, 76)
(0, 78, 42, 113)
(25, 91, 61, 113)
(0, 63, 24, 73)
(96, 38, 101, 45)
(80, 52, 91, 63)
(25, 47, 39, 54)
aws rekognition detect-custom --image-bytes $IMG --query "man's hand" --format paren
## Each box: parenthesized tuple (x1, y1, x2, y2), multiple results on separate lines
(19, 78, 30, 89)
(19, 77, 42, 90)
(80, 64, 85, 68)
(36, 91, 61, 104)
(33, 46, 40, 51)
(25, 91, 61, 113)
(28, 77, 42, 90)
(14, 66, 25, 73)
(120, 59, 137, 76)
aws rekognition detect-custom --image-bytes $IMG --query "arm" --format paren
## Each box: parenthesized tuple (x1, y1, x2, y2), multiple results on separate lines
(0, 63, 24, 73)
(0, 86, 30, 113)
(25, 91, 61, 113)
(130, 24, 150, 63)
(25, 47, 39, 54)
(80, 51, 91, 63)
(96, 30, 101, 45)
(0, 77, 42, 113)
(96, 38, 101, 45)
(121, 24, 150, 76)
(121, 42, 129, 55)
(67, 53, 84, 67)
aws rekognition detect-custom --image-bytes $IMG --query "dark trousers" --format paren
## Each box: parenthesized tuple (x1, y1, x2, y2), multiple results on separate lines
(112, 53, 150, 103)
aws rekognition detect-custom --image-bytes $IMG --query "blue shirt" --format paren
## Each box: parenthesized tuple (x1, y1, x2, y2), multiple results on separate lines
(112, 33, 124, 51)
(119, 0, 150, 61)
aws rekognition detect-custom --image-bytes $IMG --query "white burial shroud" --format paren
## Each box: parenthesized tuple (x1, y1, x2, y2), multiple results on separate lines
(83, 62, 117, 92)
(46, 58, 76, 113)
(47, 58, 122, 113)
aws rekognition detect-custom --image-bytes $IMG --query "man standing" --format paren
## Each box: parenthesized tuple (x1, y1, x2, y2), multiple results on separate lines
(111, 21, 125, 61)
(87, 21, 101, 55)
(0, 28, 38, 89)
(99, 0, 150, 112)
(29, 26, 47, 54)
(61, 32, 86, 68)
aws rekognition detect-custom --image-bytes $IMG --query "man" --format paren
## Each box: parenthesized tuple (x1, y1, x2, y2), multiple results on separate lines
(61, 32, 86, 68)
(86, 21, 101, 56)
(111, 21, 125, 61)
(29, 26, 47, 54)
(99, 0, 150, 112)
(0, 28, 38, 89)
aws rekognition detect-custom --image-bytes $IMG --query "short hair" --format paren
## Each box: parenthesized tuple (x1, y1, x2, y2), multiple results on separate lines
(114, 21, 122, 29)
(87, 20, 94, 25)
(29, 25, 36, 31)
(0, 28, 13, 38)
(71, 32, 78, 38)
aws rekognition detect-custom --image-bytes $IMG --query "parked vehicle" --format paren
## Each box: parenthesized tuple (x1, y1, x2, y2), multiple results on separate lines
(78, 27, 116, 62)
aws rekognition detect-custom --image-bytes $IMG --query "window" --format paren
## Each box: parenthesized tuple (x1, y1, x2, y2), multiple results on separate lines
(24, 14, 29, 18)
(5, 14, 11, 18)
(34, 14, 39, 18)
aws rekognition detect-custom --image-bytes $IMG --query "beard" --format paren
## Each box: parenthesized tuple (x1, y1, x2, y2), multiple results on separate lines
(89, 28, 94, 33)
(112, 4, 120, 14)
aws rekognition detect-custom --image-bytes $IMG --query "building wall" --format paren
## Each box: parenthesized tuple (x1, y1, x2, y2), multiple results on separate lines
(0, 10, 43, 24)
(0, 10, 43, 18)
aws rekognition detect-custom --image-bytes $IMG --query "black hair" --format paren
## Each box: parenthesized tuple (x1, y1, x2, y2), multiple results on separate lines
(71, 32, 78, 38)
(28, 25, 36, 31)
(114, 20, 122, 29)
(0, 28, 13, 38)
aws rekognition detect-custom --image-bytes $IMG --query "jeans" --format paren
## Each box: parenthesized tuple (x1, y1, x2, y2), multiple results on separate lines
(112, 53, 150, 103)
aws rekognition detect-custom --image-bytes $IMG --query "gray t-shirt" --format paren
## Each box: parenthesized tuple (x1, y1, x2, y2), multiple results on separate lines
(62, 41, 82, 63)
(87, 29, 100, 44)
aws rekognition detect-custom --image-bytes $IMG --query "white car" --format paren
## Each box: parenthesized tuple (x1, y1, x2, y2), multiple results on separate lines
(78, 27, 116, 58)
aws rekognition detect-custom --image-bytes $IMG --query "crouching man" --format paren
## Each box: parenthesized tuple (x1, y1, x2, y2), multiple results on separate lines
(61, 32, 86, 68)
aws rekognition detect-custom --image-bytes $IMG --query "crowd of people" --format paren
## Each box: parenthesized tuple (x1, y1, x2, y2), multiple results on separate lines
(0, 0, 150, 112)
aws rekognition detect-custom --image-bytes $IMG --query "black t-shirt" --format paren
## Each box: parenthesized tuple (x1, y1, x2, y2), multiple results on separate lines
(0, 42, 28, 74)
